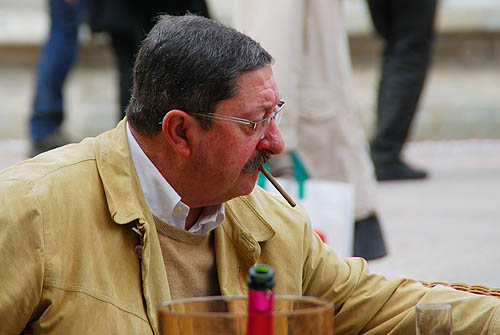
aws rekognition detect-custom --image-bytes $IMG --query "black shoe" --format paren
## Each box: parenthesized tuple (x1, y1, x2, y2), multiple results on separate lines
(353, 214, 387, 260)
(374, 161, 428, 181)
(30, 130, 72, 157)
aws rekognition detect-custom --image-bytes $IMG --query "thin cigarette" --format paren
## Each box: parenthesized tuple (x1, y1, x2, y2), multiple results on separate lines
(259, 167, 296, 207)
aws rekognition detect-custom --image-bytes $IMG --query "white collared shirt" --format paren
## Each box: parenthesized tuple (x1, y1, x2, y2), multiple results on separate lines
(126, 123, 225, 234)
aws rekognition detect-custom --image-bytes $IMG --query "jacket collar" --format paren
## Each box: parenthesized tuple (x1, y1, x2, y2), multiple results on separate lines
(95, 119, 150, 225)
(224, 192, 276, 243)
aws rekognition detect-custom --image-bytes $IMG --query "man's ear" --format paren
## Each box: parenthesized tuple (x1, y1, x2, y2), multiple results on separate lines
(161, 110, 198, 158)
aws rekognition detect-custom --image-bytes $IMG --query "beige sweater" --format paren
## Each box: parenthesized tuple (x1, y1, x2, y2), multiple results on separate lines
(153, 216, 220, 300)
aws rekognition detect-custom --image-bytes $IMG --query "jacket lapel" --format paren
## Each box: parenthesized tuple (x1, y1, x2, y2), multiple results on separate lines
(215, 190, 276, 296)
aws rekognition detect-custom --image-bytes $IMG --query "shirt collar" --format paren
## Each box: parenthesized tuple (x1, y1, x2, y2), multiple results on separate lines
(126, 123, 225, 233)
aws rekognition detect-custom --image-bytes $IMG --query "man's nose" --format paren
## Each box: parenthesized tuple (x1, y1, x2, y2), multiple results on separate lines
(257, 121, 284, 155)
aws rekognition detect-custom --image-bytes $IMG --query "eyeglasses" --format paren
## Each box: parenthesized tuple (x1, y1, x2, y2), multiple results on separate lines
(158, 101, 285, 139)
(190, 100, 285, 139)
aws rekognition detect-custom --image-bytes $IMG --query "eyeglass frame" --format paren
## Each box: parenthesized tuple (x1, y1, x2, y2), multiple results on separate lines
(158, 100, 285, 138)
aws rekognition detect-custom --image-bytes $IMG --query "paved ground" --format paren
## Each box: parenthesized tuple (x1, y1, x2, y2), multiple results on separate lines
(2, 138, 499, 288)
(368, 139, 500, 288)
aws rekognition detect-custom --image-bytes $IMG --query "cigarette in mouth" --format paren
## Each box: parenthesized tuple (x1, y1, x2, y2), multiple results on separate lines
(259, 166, 296, 207)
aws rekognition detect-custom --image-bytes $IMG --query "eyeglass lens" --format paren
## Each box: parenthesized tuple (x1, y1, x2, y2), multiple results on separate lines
(258, 108, 283, 139)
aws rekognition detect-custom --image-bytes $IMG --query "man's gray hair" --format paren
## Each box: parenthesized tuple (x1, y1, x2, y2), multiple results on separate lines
(126, 14, 274, 135)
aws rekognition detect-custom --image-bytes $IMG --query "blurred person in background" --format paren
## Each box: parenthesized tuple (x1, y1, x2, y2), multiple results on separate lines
(85, 0, 211, 120)
(28, 0, 211, 157)
(234, 0, 387, 259)
(28, 0, 84, 157)
(367, 0, 438, 181)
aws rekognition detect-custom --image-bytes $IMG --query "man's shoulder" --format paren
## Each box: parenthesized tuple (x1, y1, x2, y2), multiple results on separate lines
(0, 138, 97, 187)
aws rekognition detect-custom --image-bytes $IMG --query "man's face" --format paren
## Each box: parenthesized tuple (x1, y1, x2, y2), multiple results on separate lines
(190, 65, 284, 206)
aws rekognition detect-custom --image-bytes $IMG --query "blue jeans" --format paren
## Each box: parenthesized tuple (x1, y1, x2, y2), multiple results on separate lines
(30, 0, 83, 142)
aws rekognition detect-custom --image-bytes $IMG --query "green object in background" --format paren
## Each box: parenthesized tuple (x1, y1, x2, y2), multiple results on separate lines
(257, 152, 310, 199)
(291, 151, 309, 199)
(256, 163, 270, 188)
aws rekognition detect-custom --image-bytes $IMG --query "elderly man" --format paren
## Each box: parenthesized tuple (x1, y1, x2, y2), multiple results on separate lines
(1, 15, 499, 335)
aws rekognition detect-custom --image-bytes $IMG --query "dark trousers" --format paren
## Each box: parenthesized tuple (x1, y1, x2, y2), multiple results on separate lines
(87, 0, 211, 120)
(367, 0, 437, 165)
(109, 29, 144, 119)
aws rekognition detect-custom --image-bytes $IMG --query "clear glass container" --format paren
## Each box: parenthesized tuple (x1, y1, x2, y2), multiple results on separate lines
(158, 295, 334, 335)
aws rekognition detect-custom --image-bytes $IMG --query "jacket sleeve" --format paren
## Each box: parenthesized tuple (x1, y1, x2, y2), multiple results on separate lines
(0, 179, 45, 333)
(301, 219, 500, 334)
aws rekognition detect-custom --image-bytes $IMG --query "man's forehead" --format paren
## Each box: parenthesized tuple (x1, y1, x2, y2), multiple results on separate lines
(234, 67, 279, 102)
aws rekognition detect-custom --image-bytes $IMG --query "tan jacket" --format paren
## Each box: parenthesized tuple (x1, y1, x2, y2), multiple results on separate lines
(1, 120, 499, 334)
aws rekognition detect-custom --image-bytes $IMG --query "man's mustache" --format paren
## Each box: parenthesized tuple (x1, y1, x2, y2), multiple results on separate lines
(242, 151, 271, 173)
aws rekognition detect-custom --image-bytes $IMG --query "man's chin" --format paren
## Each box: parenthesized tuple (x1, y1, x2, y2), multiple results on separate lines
(239, 173, 259, 195)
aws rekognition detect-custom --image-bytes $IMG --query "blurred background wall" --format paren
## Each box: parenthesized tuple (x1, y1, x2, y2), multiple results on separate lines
(0, 0, 499, 142)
